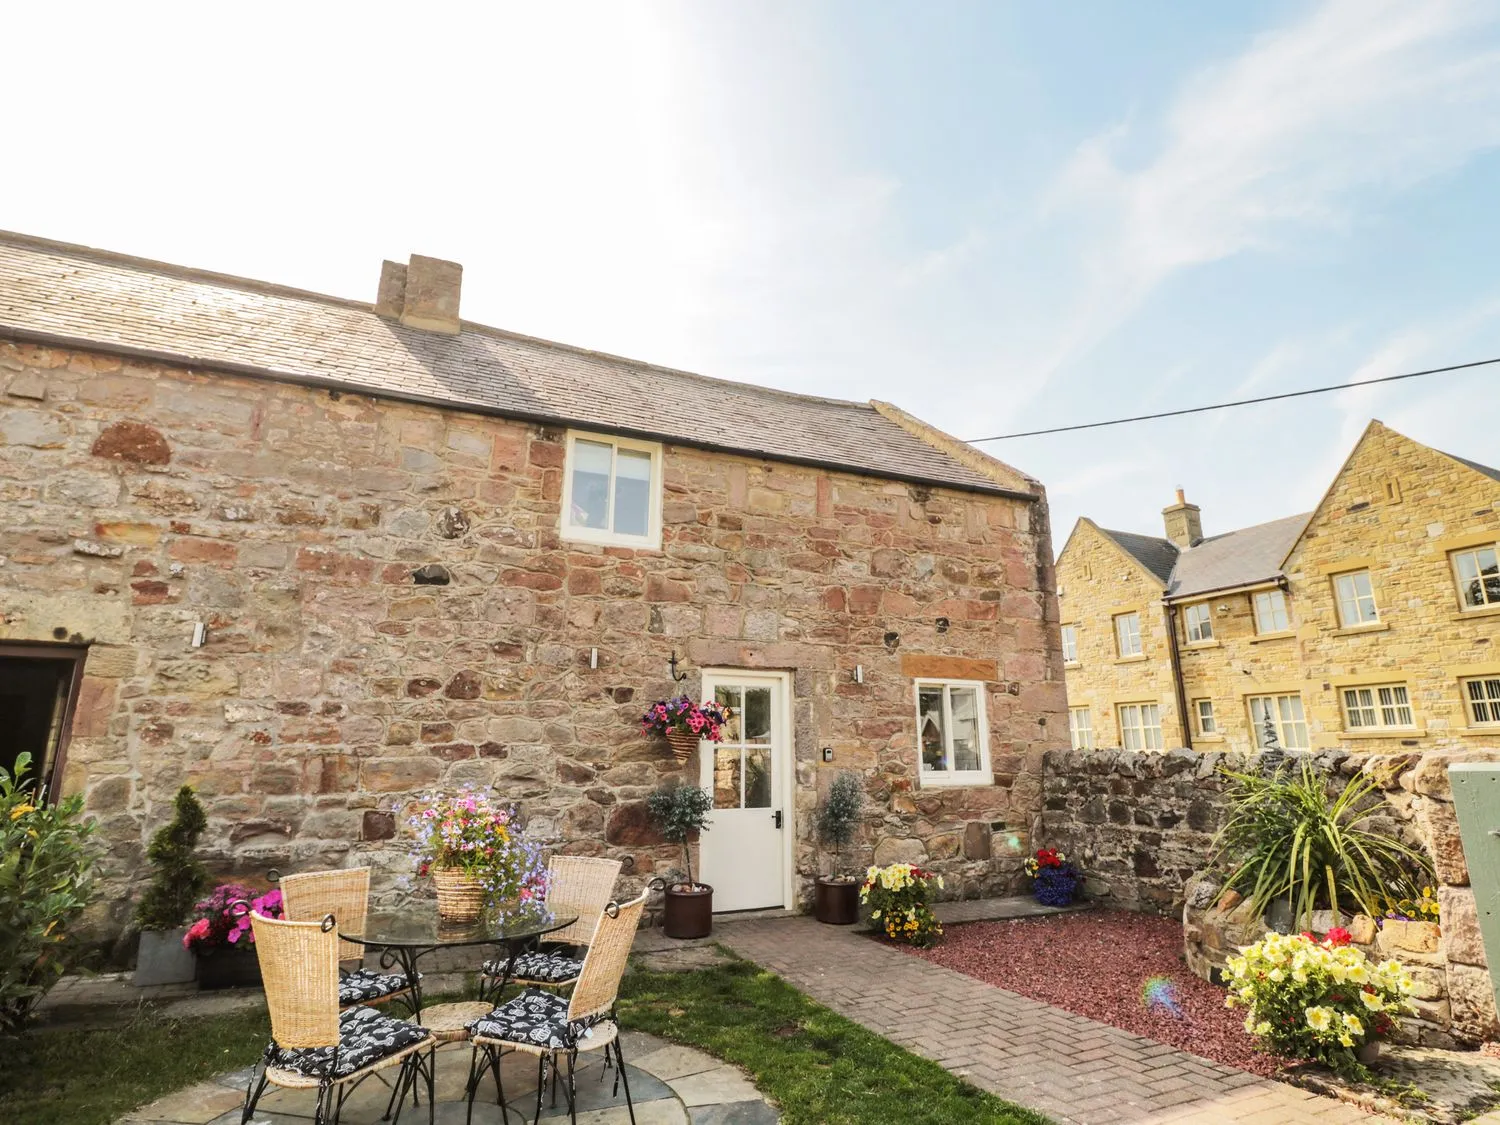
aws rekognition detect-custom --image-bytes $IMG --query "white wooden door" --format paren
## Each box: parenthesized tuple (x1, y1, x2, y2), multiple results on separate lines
(697, 670, 792, 912)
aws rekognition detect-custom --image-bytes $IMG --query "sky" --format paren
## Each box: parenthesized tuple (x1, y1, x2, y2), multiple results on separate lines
(6, 0, 1500, 551)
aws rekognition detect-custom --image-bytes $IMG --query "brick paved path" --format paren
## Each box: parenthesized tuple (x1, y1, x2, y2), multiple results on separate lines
(719, 917, 1389, 1124)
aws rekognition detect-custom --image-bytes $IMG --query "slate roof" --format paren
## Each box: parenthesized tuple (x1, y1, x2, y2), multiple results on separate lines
(1096, 512, 1310, 600)
(0, 232, 1031, 498)
(1096, 528, 1178, 584)
(1450, 453, 1500, 485)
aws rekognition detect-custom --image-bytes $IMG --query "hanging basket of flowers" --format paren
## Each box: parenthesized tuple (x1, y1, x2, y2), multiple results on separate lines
(640, 696, 733, 763)
(407, 789, 549, 923)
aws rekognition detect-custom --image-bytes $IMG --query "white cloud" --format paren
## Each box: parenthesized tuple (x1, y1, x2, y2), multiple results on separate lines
(1039, 0, 1500, 385)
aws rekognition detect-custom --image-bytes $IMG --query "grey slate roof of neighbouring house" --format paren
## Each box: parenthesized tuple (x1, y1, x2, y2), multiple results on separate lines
(1097, 512, 1311, 601)
(0, 232, 1033, 498)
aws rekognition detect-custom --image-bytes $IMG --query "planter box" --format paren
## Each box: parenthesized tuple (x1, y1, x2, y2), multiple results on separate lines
(134, 928, 197, 987)
(196, 949, 263, 990)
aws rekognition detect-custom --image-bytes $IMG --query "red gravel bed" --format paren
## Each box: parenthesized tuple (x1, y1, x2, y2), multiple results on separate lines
(907, 910, 1280, 1076)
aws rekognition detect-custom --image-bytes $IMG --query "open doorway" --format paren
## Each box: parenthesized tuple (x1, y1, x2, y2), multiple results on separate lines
(0, 643, 87, 798)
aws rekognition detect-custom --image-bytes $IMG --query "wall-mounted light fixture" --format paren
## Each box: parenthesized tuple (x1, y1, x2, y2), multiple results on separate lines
(590, 647, 598, 669)
(821, 747, 834, 762)
(854, 665, 864, 684)
(191, 622, 207, 648)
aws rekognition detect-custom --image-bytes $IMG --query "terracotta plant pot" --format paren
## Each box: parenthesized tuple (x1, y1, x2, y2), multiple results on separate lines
(662, 883, 713, 939)
(665, 730, 700, 763)
(433, 865, 486, 923)
(196, 948, 262, 990)
(814, 878, 860, 926)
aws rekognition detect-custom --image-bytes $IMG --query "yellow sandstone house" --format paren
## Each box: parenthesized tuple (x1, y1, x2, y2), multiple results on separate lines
(1056, 421, 1500, 753)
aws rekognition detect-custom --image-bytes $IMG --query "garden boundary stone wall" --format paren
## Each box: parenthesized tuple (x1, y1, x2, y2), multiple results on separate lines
(1040, 746, 1500, 1046)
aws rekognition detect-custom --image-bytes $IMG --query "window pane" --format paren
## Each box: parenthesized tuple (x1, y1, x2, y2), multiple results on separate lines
(612, 449, 652, 537)
(569, 440, 612, 530)
(1142, 704, 1163, 750)
(744, 748, 772, 808)
(1197, 700, 1216, 734)
(1255, 591, 1289, 633)
(712, 747, 742, 810)
(1061, 626, 1077, 663)
(1378, 685, 1412, 727)
(714, 686, 743, 741)
(1116, 613, 1142, 657)
(743, 688, 772, 743)
(949, 688, 980, 772)
(918, 688, 946, 772)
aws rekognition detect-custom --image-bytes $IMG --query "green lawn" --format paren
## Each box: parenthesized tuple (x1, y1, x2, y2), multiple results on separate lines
(618, 954, 1053, 1125)
(0, 1005, 270, 1125)
(4, 960, 1050, 1125)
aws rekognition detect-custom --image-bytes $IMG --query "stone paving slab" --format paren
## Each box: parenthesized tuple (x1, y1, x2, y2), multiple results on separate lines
(719, 916, 1392, 1125)
(117, 1029, 777, 1125)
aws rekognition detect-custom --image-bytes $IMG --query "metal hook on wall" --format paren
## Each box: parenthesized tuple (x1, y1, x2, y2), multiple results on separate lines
(668, 651, 688, 683)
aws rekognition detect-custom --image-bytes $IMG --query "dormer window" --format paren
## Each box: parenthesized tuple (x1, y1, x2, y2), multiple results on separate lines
(560, 431, 663, 549)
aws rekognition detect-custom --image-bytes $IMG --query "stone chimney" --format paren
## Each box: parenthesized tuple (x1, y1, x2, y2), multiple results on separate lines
(374, 254, 462, 335)
(1162, 488, 1202, 548)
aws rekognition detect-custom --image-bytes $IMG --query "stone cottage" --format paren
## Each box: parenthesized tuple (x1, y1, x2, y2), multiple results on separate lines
(0, 232, 1065, 936)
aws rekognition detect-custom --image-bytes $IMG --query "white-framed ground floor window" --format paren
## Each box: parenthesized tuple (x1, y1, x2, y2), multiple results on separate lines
(1117, 702, 1164, 751)
(1462, 677, 1500, 726)
(1068, 707, 1094, 750)
(915, 680, 991, 785)
(1341, 683, 1414, 730)
(1249, 693, 1309, 750)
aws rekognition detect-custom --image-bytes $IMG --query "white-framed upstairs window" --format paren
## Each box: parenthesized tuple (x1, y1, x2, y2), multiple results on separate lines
(1249, 694, 1309, 750)
(1194, 698, 1217, 736)
(1253, 589, 1291, 634)
(915, 680, 991, 786)
(560, 431, 663, 549)
(1061, 625, 1078, 664)
(1184, 603, 1213, 643)
(1341, 683, 1414, 731)
(1462, 677, 1500, 726)
(1333, 570, 1379, 628)
(1114, 612, 1143, 658)
(1452, 545, 1500, 611)
(1068, 707, 1093, 750)
(1117, 702, 1163, 751)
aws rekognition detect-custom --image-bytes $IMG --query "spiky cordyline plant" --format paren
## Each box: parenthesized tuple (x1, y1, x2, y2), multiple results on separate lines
(1212, 761, 1431, 930)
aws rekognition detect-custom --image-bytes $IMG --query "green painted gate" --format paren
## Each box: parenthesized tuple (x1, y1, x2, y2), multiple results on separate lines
(1449, 763, 1500, 1013)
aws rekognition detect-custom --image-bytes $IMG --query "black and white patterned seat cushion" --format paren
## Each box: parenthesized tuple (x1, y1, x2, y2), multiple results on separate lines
(483, 950, 583, 983)
(339, 968, 409, 1005)
(469, 988, 599, 1051)
(273, 1005, 428, 1078)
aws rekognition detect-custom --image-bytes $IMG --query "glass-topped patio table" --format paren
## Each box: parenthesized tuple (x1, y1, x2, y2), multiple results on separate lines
(343, 904, 577, 1021)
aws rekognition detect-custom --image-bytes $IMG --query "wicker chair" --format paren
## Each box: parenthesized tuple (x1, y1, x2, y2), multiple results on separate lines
(481, 856, 622, 994)
(465, 891, 647, 1125)
(240, 910, 435, 1125)
(280, 867, 412, 1010)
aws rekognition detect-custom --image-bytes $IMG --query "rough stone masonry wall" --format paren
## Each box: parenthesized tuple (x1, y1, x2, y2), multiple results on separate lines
(0, 342, 1065, 939)
(1041, 746, 1500, 1045)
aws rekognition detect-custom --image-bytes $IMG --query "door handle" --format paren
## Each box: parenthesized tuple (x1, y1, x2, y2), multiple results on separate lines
(773, 810, 784, 829)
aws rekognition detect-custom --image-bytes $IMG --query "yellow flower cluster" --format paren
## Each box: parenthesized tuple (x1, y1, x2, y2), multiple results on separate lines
(861, 863, 944, 895)
(1224, 931, 1416, 1054)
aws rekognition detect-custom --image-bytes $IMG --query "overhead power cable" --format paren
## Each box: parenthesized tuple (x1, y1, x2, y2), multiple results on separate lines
(965, 356, 1500, 442)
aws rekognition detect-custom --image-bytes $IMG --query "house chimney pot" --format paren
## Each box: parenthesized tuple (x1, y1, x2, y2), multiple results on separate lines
(1162, 489, 1202, 548)
(399, 254, 462, 335)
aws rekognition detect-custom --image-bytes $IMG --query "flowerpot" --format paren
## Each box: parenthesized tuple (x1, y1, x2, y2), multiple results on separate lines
(196, 948, 262, 990)
(433, 866, 486, 923)
(1357, 1040, 1381, 1065)
(1033, 871, 1081, 907)
(134, 928, 198, 987)
(665, 730, 701, 764)
(662, 883, 713, 939)
(814, 878, 860, 925)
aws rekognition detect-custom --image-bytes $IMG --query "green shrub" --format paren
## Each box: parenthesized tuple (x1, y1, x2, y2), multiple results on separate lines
(815, 771, 863, 879)
(134, 785, 209, 931)
(1213, 761, 1430, 930)
(0, 753, 99, 1033)
(646, 782, 713, 887)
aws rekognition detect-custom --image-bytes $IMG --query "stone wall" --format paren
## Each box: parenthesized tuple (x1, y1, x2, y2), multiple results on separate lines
(0, 342, 1065, 939)
(1041, 746, 1500, 1045)
(1055, 520, 1185, 748)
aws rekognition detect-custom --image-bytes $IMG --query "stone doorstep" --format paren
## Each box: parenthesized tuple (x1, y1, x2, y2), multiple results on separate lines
(933, 894, 1095, 924)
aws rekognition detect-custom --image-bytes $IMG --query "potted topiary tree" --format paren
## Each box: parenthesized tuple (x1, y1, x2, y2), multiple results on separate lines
(646, 781, 714, 939)
(814, 771, 863, 925)
(133, 785, 209, 986)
